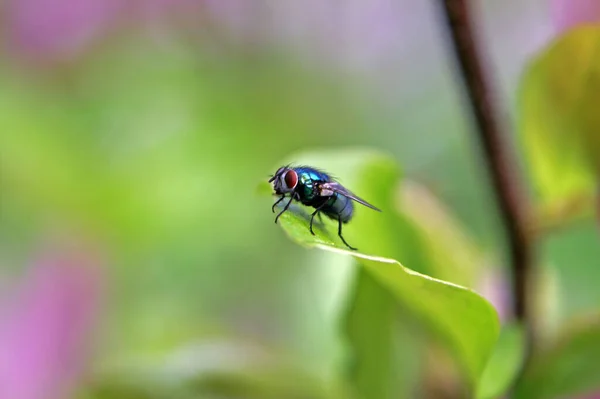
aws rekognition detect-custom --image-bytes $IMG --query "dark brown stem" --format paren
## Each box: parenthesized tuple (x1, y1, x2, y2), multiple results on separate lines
(436, 1, 532, 325)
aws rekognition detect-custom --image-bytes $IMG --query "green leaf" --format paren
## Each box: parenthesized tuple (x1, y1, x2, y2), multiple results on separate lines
(343, 268, 420, 399)
(476, 322, 526, 399)
(264, 149, 500, 388)
(519, 26, 600, 212)
(514, 316, 600, 399)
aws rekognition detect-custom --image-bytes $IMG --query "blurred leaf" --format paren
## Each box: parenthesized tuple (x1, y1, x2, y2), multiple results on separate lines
(476, 322, 526, 399)
(530, 193, 596, 237)
(89, 339, 345, 399)
(514, 315, 600, 399)
(519, 26, 600, 213)
(264, 149, 500, 389)
(399, 180, 484, 287)
(542, 221, 600, 318)
(343, 268, 419, 399)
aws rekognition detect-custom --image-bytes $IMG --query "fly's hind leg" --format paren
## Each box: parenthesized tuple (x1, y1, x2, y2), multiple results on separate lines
(309, 211, 319, 235)
(337, 216, 357, 250)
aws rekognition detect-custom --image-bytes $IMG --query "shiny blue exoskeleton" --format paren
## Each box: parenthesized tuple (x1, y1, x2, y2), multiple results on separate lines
(268, 165, 381, 250)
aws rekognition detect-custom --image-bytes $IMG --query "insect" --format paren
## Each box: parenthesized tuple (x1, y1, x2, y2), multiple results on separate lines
(268, 165, 381, 250)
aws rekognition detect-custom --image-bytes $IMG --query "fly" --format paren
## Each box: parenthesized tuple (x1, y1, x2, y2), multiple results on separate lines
(268, 165, 381, 250)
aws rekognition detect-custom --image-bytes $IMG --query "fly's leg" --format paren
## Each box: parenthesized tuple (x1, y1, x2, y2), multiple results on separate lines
(338, 215, 357, 250)
(309, 202, 328, 235)
(272, 195, 285, 213)
(275, 195, 294, 224)
(309, 212, 318, 235)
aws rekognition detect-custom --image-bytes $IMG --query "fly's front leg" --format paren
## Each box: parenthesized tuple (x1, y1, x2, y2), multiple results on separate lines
(272, 195, 285, 213)
(275, 193, 295, 224)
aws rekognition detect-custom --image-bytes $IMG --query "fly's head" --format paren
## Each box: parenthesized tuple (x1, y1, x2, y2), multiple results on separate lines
(269, 166, 298, 195)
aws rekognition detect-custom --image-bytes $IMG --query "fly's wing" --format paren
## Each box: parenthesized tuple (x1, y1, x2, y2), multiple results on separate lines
(319, 182, 382, 212)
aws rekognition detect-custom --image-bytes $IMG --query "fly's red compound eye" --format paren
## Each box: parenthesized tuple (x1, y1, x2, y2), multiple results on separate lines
(284, 169, 298, 190)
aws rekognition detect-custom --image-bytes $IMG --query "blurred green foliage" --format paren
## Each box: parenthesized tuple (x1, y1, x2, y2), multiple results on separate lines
(477, 323, 526, 399)
(1, 6, 600, 399)
(515, 317, 600, 399)
(516, 24, 600, 399)
(519, 26, 600, 211)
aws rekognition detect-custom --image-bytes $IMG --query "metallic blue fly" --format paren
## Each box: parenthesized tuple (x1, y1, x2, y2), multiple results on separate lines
(268, 165, 381, 250)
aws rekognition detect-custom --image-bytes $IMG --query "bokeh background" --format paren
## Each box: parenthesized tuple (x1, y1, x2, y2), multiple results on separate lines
(1, 0, 599, 398)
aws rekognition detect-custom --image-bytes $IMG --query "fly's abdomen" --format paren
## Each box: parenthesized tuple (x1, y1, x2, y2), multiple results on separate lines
(322, 194, 354, 223)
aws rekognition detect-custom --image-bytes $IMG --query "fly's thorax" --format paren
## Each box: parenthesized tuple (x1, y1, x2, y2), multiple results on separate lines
(293, 167, 331, 204)
(297, 172, 317, 201)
